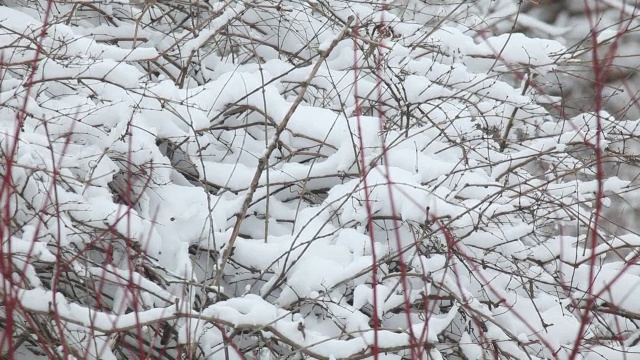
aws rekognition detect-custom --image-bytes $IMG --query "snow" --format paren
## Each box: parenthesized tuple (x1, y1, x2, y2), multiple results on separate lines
(35, 59, 141, 89)
(181, 5, 245, 55)
(476, 33, 566, 72)
(2, 0, 639, 359)
(460, 332, 483, 360)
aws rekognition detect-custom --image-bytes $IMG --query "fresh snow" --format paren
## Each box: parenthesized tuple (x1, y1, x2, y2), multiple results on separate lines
(2, 0, 640, 359)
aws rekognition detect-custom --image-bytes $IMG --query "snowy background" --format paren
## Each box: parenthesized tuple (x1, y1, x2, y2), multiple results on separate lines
(2, 0, 640, 359)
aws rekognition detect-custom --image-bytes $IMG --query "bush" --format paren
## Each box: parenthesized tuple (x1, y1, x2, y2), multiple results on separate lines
(2, 0, 640, 359)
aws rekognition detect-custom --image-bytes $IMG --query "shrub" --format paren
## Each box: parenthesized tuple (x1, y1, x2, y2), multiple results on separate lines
(1, 0, 640, 359)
